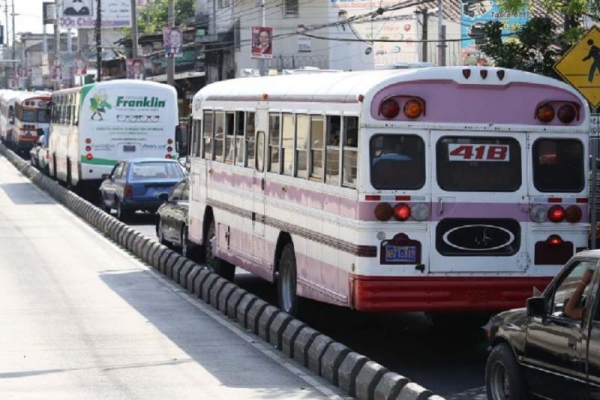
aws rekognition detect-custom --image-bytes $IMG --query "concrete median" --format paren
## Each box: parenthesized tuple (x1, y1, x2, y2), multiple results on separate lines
(0, 144, 447, 400)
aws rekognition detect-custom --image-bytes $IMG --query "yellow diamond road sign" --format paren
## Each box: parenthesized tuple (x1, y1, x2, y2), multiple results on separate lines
(555, 26, 600, 109)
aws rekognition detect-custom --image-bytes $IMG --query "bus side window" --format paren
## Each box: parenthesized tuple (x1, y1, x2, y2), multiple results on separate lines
(235, 111, 245, 166)
(203, 111, 214, 159)
(310, 116, 325, 181)
(224, 112, 235, 164)
(193, 120, 201, 157)
(296, 115, 309, 179)
(214, 111, 225, 162)
(342, 116, 358, 188)
(246, 112, 256, 168)
(269, 113, 281, 173)
(256, 131, 266, 172)
(282, 113, 294, 176)
(325, 115, 341, 185)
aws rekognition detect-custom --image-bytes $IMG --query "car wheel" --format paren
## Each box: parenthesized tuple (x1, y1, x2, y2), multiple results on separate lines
(205, 219, 235, 281)
(98, 192, 110, 213)
(277, 242, 299, 316)
(116, 201, 131, 222)
(485, 343, 527, 400)
(180, 227, 190, 258)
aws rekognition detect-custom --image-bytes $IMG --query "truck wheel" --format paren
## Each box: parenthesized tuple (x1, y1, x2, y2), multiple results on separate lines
(485, 343, 527, 400)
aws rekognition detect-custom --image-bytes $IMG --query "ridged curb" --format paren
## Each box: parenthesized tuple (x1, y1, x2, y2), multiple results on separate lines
(1, 144, 445, 400)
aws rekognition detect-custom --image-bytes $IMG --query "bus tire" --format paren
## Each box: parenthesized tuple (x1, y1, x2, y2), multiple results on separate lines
(205, 219, 235, 281)
(485, 343, 526, 400)
(277, 242, 299, 316)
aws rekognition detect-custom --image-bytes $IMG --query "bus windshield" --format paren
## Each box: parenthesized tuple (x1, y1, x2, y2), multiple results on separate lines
(533, 139, 584, 192)
(37, 109, 48, 123)
(22, 109, 35, 122)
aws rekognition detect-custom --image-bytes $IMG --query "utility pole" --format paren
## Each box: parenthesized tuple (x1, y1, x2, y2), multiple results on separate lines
(96, 0, 102, 82)
(10, 0, 13, 61)
(54, 0, 60, 90)
(166, 0, 174, 86)
(4, 0, 9, 87)
(419, 9, 428, 63)
(258, 0, 265, 76)
(436, 0, 445, 66)
(130, 0, 138, 58)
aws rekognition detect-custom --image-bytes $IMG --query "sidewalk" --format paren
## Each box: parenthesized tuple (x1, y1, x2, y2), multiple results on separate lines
(0, 155, 347, 400)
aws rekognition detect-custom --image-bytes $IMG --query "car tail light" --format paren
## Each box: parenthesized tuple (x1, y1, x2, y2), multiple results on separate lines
(124, 184, 133, 198)
(557, 104, 577, 123)
(86, 153, 93, 161)
(565, 205, 582, 223)
(393, 203, 411, 221)
(547, 205, 565, 222)
(547, 234, 563, 246)
(536, 104, 554, 123)
(403, 99, 423, 119)
(530, 204, 548, 223)
(380, 99, 400, 119)
(410, 202, 429, 221)
(165, 154, 172, 159)
(374, 203, 393, 221)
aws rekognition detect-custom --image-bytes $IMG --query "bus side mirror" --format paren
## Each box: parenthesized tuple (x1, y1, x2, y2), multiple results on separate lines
(526, 296, 546, 317)
(175, 126, 182, 153)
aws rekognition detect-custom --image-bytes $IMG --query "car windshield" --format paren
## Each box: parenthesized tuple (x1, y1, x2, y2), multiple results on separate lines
(130, 162, 184, 180)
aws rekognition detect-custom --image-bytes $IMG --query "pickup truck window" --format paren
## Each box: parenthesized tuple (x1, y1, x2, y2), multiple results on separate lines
(552, 260, 597, 318)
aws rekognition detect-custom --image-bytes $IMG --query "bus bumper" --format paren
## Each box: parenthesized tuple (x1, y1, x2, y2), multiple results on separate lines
(350, 275, 552, 312)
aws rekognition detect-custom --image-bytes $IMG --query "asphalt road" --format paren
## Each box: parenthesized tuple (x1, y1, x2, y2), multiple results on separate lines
(0, 157, 346, 400)
(129, 213, 489, 400)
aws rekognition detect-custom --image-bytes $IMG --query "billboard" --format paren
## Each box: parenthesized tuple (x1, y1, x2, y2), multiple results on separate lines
(163, 27, 184, 58)
(460, 0, 529, 65)
(251, 26, 273, 59)
(43, 2, 56, 24)
(126, 58, 146, 79)
(59, 0, 132, 29)
(73, 58, 87, 76)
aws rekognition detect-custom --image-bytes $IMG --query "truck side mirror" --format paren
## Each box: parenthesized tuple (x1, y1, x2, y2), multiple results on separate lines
(526, 296, 546, 317)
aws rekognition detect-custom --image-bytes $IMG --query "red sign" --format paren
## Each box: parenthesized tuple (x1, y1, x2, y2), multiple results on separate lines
(448, 144, 510, 162)
(251, 26, 273, 59)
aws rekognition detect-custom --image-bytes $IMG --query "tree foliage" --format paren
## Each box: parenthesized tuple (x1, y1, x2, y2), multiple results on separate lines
(123, 0, 196, 38)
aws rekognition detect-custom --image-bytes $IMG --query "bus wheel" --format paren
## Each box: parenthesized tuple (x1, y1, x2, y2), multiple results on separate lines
(277, 242, 298, 316)
(205, 220, 235, 281)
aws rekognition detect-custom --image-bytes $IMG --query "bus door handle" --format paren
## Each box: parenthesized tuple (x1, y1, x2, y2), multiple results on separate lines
(439, 198, 444, 215)
(261, 178, 265, 191)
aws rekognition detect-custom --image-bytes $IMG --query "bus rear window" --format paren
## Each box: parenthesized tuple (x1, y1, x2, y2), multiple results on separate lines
(37, 109, 48, 123)
(370, 134, 425, 190)
(22, 109, 35, 122)
(436, 137, 521, 192)
(533, 139, 584, 193)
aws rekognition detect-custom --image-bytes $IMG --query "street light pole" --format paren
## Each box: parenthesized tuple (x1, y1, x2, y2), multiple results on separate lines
(167, 0, 175, 86)
(96, 0, 102, 82)
(130, 0, 138, 58)
(54, 0, 60, 90)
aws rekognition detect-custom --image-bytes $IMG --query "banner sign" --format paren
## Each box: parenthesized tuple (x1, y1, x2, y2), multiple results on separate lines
(251, 26, 273, 59)
(59, 0, 132, 29)
(163, 27, 184, 58)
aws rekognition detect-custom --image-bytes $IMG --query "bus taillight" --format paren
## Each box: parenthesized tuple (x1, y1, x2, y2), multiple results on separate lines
(167, 138, 173, 145)
(403, 99, 423, 119)
(536, 104, 554, 123)
(165, 154, 172, 159)
(374, 203, 393, 221)
(393, 203, 411, 221)
(85, 138, 92, 144)
(410, 203, 430, 221)
(565, 205, 582, 223)
(547, 205, 565, 222)
(557, 104, 577, 123)
(85, 146, 92, 152)
(380, 99, 400, 118)
(530, 204, 548, 223)
(547, 234, 563, 246)
(86, 153, 93, 161)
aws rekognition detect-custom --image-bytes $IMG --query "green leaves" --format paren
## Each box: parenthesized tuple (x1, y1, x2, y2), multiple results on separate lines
(125, 0, 195, 39)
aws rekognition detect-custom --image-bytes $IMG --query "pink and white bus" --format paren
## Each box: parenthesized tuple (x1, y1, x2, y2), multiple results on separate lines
(187, 67, 590, 315)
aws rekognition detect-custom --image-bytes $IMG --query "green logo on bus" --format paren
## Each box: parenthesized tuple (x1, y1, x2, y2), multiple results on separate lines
(116, 96, 166, 108)
(90, 90, 112, 121)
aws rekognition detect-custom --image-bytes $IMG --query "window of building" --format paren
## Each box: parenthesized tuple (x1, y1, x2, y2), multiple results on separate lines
(234, 19, 241, 50)
(342, 116, 358, 187)
(296, 114, 309, 178)
(218, 0, 230, 9)
(310, 116, 325, 180)
(281, 113, 294, 176)
(269, 113, 281, 173)
(202, 111, 214, 159)
(283, 0, 299, 17)
(246, 112, 256, 168)
(213, 111, 225, 162)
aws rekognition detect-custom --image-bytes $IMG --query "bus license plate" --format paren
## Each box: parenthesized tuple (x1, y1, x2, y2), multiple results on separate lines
(384, 245, 417, 263)
(123, 145, 136, 152)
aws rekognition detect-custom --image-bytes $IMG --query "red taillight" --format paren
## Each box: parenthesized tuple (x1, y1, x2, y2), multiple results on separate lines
(565, 205, 582, 223)
(124, 184, 133, 198)
(85, 146, 92, 152)
(557, 104, 577, 123)
(547, 234, 563, 246)
(86, 153, 93, 161)
(403, 99, 423, 119)
(547, 205, 565, 222)
(393, 203, 411, 221)
(374, 203, 393, 221)
(536, 104, 554, 123)
(365, 195, 381, 201)
(380, 99, 400, 119)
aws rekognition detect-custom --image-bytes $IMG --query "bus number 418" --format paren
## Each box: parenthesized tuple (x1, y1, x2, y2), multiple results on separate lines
(448, 144, 510, 162)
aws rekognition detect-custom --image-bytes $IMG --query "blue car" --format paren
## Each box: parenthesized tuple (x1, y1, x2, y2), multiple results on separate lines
(98, 158, 187, 221)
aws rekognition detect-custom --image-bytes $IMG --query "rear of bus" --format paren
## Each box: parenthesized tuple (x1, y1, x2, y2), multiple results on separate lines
(77, 81, 179, 186)
(14, 96, 50, 153)
(351, 67, 590, 313)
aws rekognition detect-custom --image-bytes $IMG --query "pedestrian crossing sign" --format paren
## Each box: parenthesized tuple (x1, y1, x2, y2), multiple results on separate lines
(555, 26, 600, 109)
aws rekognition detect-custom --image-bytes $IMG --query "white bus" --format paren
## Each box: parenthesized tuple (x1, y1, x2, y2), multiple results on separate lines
(48, 80, 180, 196)
(0, 89, 21, 147)
(188, 67, 590, 316)
(12, 91, 51, 155)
